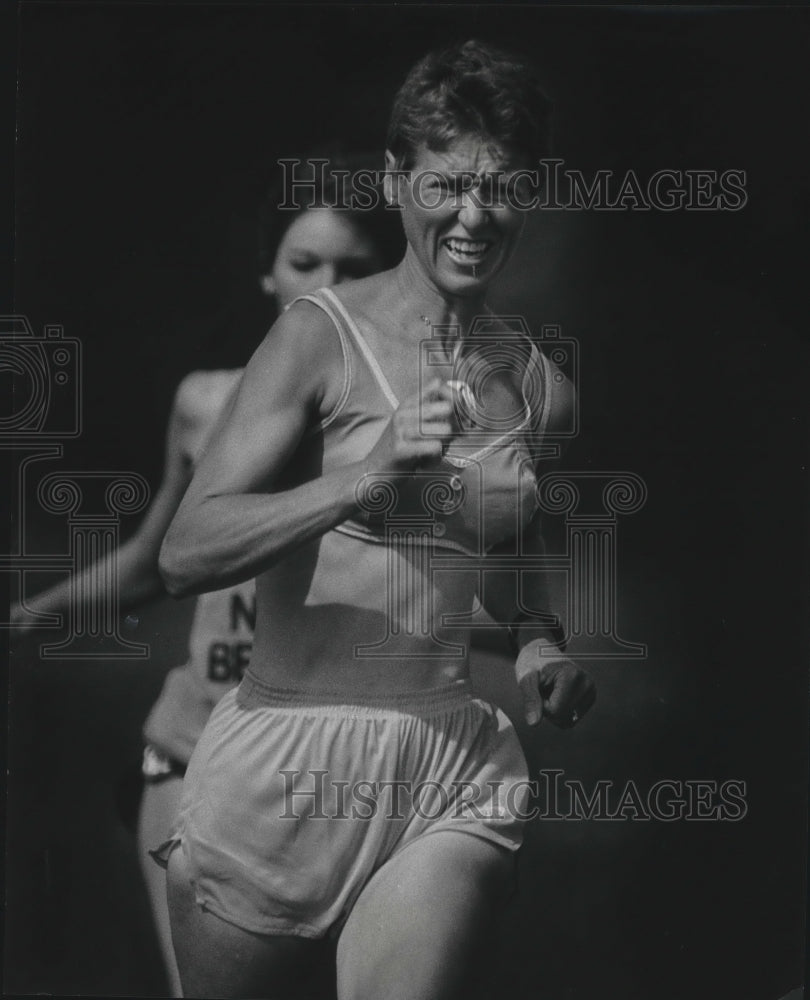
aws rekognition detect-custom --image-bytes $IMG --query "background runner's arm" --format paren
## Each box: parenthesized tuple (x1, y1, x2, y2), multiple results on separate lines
(11, 377, 197, 631)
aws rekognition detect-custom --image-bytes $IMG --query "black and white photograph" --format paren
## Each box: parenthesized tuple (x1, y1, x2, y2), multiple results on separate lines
(4, 4, 808, 999)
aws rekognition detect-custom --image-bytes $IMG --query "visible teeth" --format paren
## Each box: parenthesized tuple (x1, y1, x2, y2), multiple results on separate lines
(446, 239, 489, 254)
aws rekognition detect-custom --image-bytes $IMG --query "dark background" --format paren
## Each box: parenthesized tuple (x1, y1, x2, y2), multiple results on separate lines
(6, 4, 809, 998)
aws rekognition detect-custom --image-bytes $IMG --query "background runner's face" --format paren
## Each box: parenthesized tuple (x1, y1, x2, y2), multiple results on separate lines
(266, 207, 384, 308)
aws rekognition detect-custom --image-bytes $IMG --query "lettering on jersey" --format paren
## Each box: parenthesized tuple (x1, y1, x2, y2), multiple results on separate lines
(208, 641, 252, 683)
(230, 592, 256, 632)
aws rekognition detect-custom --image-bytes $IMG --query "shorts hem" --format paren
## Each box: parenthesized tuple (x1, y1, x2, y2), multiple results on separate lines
(386, 821, 523, 869)
(193, 897, 330, 940)
(201, 825, 522, 941)
(151, 833, 333, 939)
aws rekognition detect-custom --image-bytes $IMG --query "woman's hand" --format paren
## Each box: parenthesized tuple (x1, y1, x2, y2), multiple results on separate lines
(515, 640, 596, 728)
(363, 378, 456, 479)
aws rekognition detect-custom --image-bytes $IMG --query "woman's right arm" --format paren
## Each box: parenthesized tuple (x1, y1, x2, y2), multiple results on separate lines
(159, 303, 455, 598)
(10, 376, 198, 632)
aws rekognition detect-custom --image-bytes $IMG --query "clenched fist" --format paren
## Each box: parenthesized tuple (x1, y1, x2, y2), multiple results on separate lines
(515, 640, 596, 728)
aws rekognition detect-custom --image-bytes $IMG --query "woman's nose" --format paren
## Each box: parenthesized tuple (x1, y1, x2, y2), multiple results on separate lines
(457, 190, 489, 231)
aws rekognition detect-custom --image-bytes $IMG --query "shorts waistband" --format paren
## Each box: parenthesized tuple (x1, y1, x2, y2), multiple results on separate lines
(238, 671, 474, 717)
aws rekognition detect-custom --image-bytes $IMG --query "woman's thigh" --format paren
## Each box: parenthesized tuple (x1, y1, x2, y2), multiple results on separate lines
(336, 831, 514, 1000)
(166, 844, 330, 999)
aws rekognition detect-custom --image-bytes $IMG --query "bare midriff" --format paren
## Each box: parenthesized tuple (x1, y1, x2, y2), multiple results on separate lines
(249, 529, 479, 696)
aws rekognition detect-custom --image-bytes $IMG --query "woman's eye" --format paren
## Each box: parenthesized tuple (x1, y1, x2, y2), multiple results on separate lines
(290, 259, 318, 272)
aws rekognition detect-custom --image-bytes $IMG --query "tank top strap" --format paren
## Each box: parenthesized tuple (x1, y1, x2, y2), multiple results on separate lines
(289, 291, 354, 434)
(318, 287, 400, 410)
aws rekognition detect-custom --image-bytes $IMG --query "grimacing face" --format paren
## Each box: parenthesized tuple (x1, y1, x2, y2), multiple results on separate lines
(262, 208, 384, 308)
(386, 135, 532, 298)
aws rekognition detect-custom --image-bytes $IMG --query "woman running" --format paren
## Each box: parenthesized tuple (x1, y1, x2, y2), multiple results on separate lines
(159, 39, 596, 1000)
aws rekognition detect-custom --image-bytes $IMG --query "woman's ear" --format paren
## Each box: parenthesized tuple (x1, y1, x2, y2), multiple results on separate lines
(260, 273, 277, 297)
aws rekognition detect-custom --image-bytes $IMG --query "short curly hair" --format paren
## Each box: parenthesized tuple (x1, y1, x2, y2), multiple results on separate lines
(386, 39, 552, 171)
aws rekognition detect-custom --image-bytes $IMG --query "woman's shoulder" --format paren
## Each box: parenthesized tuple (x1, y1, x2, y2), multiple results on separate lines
(252, 298, 351, 381)
(269, 291, 364, 344)
(310, 271, 394, 321)
(277, 276, 394, 359)
(173, 369, 244, 430)
(228, 300, 354, 422)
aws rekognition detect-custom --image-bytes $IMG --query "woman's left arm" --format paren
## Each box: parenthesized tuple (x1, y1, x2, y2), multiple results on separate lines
(479, 514, 595, 729)
(478, 355, 594, 728)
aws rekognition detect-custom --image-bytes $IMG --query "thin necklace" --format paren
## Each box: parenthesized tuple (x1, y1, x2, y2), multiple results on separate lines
(395, 267, 458, 334)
